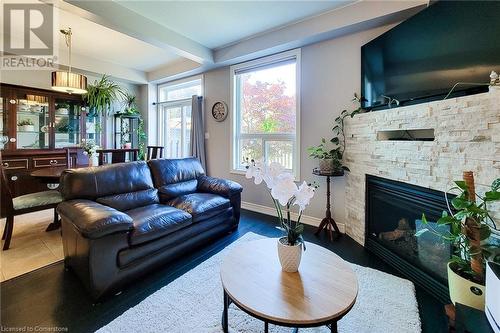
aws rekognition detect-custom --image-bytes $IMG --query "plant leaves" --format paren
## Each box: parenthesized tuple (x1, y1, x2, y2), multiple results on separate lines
(454, 181, 467, 191)
(415, 228, 429, 237)
(491, 178, 500, 191)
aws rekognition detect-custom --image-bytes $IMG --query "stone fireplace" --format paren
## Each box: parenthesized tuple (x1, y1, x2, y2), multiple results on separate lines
(343, 89, 499, 298)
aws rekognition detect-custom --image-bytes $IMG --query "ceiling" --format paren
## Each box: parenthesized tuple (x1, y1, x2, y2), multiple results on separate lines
(116, 1, 354, 49)
(2, 0, 428, 83)
(56, 7, 181, 72)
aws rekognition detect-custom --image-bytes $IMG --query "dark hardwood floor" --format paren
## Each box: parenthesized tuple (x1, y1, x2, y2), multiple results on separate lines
(1, 210, 448, 332)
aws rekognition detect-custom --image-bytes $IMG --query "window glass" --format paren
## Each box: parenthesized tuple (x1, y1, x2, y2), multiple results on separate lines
(231, 51, 300, 176)
(158, 78, 201, 158)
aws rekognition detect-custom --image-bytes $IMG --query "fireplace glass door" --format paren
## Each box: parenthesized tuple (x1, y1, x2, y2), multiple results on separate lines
(366, 175, 452, 285)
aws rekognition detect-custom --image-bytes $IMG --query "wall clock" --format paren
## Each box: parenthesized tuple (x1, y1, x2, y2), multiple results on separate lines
(211, 101, 228, 122)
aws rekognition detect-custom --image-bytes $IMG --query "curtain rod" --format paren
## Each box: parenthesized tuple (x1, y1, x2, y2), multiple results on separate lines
(152, 95, 202, 106)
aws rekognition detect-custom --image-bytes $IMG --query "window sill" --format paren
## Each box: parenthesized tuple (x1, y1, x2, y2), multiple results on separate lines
(230, 169, 247, 176)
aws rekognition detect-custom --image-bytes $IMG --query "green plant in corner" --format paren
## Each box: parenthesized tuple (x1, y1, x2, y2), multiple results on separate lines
(417, 174, 500, 284)
(307, 93, 364, 172)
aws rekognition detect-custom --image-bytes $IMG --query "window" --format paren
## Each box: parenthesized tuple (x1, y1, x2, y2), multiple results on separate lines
(231, 49, 300, 177)
(158, 78, 202, 158)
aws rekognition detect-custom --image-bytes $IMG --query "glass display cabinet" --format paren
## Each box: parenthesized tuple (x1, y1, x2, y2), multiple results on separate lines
(0, 83, 103, 217)
(114, 114, 139, 149)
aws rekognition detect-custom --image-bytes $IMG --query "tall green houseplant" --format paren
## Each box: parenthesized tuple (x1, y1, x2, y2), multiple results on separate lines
(418, 172, 499, 309)
(84, 75, 125, 115)
(307, 93, 364, 172)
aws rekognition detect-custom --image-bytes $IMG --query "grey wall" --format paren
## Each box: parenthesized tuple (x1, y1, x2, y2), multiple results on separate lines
(203, 23, 396, 225)
(1, 70, 140, 149)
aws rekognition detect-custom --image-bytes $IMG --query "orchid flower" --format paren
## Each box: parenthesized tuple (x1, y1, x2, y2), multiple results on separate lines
(294, 181, 316, 212)
(263, 162, 285, 189)
(271, 173, 298, 206)
(244, 160, 317, 247)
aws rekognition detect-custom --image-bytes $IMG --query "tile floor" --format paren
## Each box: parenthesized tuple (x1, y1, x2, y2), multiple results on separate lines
(0, 209, 63, 281)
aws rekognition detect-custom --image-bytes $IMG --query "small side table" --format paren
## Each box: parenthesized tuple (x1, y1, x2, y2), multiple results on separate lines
(313, 168, 344, 241)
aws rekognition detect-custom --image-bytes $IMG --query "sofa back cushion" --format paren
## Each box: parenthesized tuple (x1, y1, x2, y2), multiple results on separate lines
(148, 158, 205, 200)
(96, 188, 159, 211)
(61, 161, 155, 201)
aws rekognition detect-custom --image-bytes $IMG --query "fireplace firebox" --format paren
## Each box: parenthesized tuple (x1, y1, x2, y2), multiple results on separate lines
(365, 175, 452, 303)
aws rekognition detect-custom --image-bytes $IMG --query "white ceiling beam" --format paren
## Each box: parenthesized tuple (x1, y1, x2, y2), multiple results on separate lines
(55, 0, 213, 64)
(214, 0, 428, 65)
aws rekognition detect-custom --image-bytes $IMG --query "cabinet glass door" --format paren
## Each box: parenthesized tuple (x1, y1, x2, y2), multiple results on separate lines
(16, 94, 50, 149)
(54, 99, 81, 148)
(85, 111, 101, 147)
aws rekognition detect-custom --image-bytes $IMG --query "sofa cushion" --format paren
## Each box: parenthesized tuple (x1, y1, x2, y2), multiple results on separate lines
(127, 204, 192, 246)
(158, 180, 198, 201)
(166, 193, 230, 223)
(60, 161, 154, 201)
(148, 158, 205, 200)
(96, 189, 159, 211)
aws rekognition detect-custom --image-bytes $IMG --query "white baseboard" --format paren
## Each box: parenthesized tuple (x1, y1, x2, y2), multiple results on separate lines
(241, 201, 346, 233)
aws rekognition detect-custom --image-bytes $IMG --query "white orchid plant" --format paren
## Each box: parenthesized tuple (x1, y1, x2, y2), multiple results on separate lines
(81, 139, 99, 157)
(245, 159, 318, 247)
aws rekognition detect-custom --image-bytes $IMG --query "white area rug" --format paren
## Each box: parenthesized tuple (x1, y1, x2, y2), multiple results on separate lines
(97, 233, 421, 333)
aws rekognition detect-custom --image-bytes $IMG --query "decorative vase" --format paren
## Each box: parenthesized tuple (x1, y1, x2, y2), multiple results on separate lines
(277, 237, 303, 272)
(88, 155, 98, 167)
(22, 125, 35, 132)
(447, 263, 485, 310)
(318, 158, 334, 173)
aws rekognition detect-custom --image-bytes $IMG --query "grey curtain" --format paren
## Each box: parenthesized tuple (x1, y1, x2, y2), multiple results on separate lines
(190, 95, 207, 171)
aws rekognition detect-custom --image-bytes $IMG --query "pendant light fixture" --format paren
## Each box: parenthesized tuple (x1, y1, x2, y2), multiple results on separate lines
(51, 28, 87, 94)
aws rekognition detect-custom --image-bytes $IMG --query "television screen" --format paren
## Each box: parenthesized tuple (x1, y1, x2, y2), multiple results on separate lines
(361, 1, 500, 111)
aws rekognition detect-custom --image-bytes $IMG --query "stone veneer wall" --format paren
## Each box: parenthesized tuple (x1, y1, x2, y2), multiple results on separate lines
(343, 89, 500, 245)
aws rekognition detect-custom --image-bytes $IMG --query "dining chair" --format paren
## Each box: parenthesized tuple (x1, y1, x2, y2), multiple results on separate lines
(97, 148, 139, 165)
(146, 146, 164, 160)
(0, 151, 63, 250)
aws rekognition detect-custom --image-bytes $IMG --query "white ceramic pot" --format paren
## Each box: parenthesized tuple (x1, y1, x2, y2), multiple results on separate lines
(447, 263, 485, 310)
(277, 237, 303, 273)
(319, 158, 334, 173)
(22, 125, 35, 132)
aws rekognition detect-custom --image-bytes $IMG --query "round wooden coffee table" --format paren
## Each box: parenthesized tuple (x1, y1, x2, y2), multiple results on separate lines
(220, 238, 358, 333)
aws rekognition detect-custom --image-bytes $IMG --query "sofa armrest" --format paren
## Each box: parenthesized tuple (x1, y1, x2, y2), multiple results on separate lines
(57, 200, 133, 239)
(197, 175, 243, 198)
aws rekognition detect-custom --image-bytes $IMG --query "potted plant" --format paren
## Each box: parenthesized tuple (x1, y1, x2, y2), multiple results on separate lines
(83, 74, 125, 115)
(17, 119, 35, 132)
(245, 159, 317, 272)
(119, 92, 147, 160)
(417, 172, 500, 310)
(56, 102, 70, 115)
(307, 93, 363, 173)
(81, 139, 99, 167)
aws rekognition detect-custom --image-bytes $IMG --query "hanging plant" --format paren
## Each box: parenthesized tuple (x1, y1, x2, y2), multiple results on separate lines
(83, 74, 125, 115)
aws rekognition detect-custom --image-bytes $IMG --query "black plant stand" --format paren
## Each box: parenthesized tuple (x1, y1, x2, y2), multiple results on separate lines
(313, 168, 344, 241)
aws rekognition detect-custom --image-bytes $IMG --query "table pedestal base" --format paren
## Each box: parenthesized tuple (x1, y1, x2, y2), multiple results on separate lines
(314, 216, 340, 241)
(45, 209, 61, 232)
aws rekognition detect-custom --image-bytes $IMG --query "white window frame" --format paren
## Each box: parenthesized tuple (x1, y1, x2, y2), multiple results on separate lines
(230, 49, 301, 179)
(157, 75, 203, 158)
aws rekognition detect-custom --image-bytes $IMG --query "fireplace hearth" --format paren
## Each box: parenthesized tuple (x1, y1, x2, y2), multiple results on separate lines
(365, 175, 452, 303)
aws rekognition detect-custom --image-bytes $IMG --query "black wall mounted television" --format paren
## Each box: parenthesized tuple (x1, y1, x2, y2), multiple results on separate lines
(361, 1, 500, 111)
